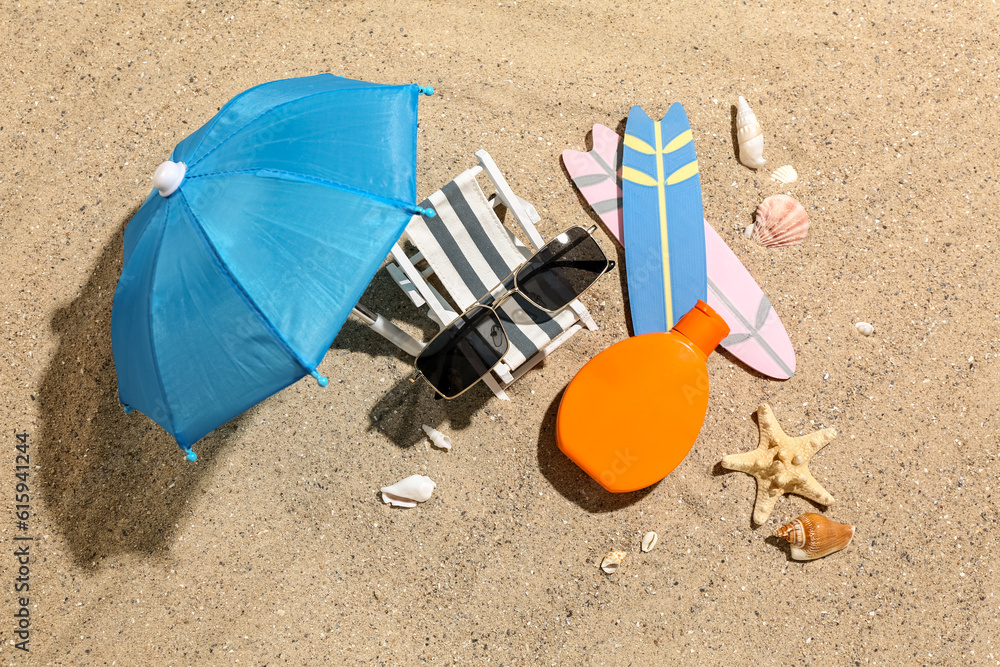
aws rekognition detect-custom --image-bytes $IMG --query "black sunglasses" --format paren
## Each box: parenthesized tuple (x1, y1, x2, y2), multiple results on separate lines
(410, 225, 614, 398)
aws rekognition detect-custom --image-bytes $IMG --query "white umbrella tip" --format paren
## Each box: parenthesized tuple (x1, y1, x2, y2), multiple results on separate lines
(153, 161, 186, 197)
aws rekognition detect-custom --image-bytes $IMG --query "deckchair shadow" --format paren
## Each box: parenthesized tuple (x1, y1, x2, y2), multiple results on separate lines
(327, 266, 491, 448)
(330, 262, 440, 361)
(36, 214, 245, 568)
(365, 375, 492, 449)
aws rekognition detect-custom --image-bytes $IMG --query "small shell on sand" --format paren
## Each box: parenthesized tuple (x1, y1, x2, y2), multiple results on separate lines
(771, 165, 798, 184)
(736, 96, 765, 169)
(773, 513, 855, 561)
(751, 194, 809, 248)
(422, 424, 452, 451)
(855, 321, 874, 336)
(641, 531, 659, 552)
(380, 475, 436, 508)
(601, 551, 626, 574)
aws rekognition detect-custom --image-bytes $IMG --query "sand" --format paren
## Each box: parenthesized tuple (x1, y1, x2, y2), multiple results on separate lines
(2, 0, 999, 664)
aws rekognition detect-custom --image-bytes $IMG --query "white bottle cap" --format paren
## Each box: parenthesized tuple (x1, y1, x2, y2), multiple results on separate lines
(152, 161, 186, 197)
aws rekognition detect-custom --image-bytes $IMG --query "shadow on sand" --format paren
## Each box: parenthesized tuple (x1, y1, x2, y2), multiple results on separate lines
(332, 241, 500, 449)
(536, 390, 655, 513)
(36, 214, 245, 568)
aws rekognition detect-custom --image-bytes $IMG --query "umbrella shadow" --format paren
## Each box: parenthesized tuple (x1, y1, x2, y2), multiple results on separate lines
(36, 214, 244, 568)
(536, 389, 655, 512)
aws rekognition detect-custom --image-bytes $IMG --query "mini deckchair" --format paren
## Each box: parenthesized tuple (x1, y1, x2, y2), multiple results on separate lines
(379, 150, 598, 400)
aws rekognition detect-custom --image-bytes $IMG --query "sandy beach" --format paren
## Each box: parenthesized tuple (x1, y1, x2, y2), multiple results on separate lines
(2, 0, 999, 663)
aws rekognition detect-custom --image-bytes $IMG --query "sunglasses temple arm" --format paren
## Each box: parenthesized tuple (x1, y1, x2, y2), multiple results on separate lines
(351, 305, 426, 358)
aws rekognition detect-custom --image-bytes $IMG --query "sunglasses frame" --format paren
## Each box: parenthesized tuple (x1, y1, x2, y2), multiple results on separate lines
(409, 224, 615, 399)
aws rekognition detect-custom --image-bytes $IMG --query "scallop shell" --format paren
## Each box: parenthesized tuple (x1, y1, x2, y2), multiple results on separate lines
(600, 550, 626, 574)
(641, 531, 659, 552)
(422, 424, 452, 451)
(773, 513, 855, 561)
(751, 194, 809, 248)
(771, 165, 798, 185)
(380, 474, 436, 508)
(855, 321, 874, 336)
(736, 96, 765, 169)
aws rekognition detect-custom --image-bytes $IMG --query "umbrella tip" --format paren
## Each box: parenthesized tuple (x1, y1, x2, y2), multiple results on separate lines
(185, 448, 197, 462)
(311, 370, 329, 387)
(413, 206, 436, 218)
(153, 161, 186, 197)
(418, 86, 434, 96)
(122, 404, 134, 414)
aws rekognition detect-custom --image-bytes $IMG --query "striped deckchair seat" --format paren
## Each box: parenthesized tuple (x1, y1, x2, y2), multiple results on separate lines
(405, 167, 581, 372)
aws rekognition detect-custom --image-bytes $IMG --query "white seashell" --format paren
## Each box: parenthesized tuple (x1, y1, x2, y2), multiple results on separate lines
(771, 165, 798, 184)
(381, 474, 436, 508)
(855, 321, 874, 336)
(641, 531, 659, 552)
(737, 96, 765, 169)
(752, 194, 809, 248)
(601, 550, 626, 574)
(744, 223, 755, 239)
(422, 424, 452, 451)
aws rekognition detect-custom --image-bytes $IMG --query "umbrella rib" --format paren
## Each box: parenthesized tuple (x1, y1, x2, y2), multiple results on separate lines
(145, 200, 180, 438)
(186, 168, 423, 215)
(185, 84, 414, 171)
(176, 190, 315, 377)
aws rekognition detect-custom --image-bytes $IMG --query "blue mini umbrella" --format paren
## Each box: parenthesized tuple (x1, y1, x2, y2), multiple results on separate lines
(111, 74, 434, 460)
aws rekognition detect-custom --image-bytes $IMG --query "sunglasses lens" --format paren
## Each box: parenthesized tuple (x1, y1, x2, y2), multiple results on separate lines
(416, 306, 508, 398)
(515, 227, 609, 311)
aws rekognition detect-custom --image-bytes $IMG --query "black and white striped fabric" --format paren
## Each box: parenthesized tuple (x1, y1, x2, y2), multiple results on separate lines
(406, 167, 580, 372)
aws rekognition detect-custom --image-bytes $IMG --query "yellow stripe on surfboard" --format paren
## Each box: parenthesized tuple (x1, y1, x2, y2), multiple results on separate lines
(666, 160, 699, 185)
(663, 129, 693, 153)
(623, 134, 655, 154)
(654, 120, 673, 329)
(621, 166, 658, 187)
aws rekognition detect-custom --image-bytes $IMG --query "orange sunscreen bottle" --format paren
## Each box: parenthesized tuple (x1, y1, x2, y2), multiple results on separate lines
(556, 300, 730, 492)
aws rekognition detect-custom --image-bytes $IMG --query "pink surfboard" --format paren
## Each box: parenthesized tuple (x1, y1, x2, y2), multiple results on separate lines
(563, 124, 795, 379)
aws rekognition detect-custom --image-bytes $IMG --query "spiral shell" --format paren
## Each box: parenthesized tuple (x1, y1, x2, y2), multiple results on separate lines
(422, 424, 452, 451)
(751, 194, 809, 248)
(736, 96, 765, 169)
(773, 513, 855, 561)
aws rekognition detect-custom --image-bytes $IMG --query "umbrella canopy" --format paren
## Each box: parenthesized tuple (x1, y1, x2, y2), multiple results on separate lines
(111, 74, 434, 459)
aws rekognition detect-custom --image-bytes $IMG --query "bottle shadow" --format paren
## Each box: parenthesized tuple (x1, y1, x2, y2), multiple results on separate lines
(36, 213, 245, 569)
(536, 389, 655, 513)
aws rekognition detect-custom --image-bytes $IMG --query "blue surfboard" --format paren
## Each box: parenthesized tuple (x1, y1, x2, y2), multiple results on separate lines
(621, 104, 707, 334)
